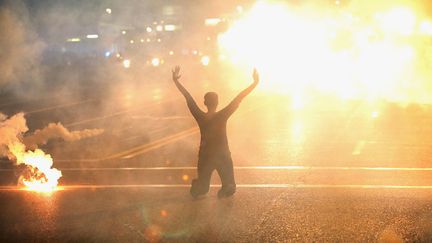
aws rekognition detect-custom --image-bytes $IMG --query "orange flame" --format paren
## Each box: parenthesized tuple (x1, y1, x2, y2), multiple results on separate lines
(9, 142, 62, 192)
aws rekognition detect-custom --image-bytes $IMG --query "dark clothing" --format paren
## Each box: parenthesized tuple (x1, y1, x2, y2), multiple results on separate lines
(185, 96, 240, 196)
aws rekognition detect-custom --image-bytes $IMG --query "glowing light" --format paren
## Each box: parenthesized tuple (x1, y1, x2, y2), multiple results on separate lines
(236, 5, 243, 13)
(104, 51, 111, 57)
(122, 30, 126, 35)
(140, 39, 144, 43)
(157, 38, 161, 42)
(205, 18, 221, 26)
(218, 1, 425, 103)
(151, 58, 160, 67)
(169, 50, 174, 55)
(419, 20, 432, 36)
(9, 143, 61, 192)
(66, 38, 80, 42)
(164, 24, 176, 31)
(146, 26, 152, 33)
(160, 210, 168, 217)
(146, 38, 151, 42)
(123, 59, 131, 68)
(105, 8, 112, 14)
(182, 174, 189, 181)
(375, 7, 416, 36)
(156, 25, 163, 32)
(371, 111, 379, 118)
(130, 40, 134, 44)
(201, 55, 210, 66)
(86, 34, 99, 39)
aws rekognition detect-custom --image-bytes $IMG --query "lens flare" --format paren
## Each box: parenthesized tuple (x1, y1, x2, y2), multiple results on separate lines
(218, 1, 432, 104)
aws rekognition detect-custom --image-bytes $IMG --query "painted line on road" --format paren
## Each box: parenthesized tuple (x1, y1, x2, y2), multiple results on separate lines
(2, 165, 432, 172)
(64, 97, 180, 128)
(105, 101, 270, 160)
(26, 99, 98, 115)
(2, 184, 432, 191)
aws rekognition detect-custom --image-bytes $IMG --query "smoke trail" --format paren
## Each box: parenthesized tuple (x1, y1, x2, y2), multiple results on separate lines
(23, 123, 104, 150)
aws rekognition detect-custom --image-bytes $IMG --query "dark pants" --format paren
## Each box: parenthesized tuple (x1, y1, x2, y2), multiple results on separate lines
(190, 152, 236, 197)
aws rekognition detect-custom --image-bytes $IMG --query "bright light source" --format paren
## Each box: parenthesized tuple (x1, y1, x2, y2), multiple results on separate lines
(105, 51, 111, 57)
(156, 25, 163, 31)
(123, 59, 131, 68)
(192, 50, 198, 55)
(146, 27, 152, 33)
(201, 55, 210, 66)
(146, 38, 151, 42)
(116, 53, 121, 58)
(86, 34, 99, 39)
(130, 40, 134, 44)
(236, 5, 243, 13)
(140, 39, 144, 43)
(205, 18, 221, 26)
(151, 57, 160, 67)
(66, 38, 81, 42)
(419, 20, 432, 36)
(157, 38, 161, 42)
(105, 8, 112, 14)
(164, 24, 176, 31)
(371, 111, 379, 118)
(122, 30, 126, 35)
(169, 51, 174, 55)
(375, 7, 416, 36)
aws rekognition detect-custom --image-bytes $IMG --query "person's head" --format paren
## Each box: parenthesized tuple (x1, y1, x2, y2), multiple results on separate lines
(204, 92, 218, 112)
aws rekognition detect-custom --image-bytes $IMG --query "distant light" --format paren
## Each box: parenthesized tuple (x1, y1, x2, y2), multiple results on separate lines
(146, 27, 152, 33)
(156, 25, 163, 31)
(66, 38, 81, 42)
(335, 0, 340, 5)
(86, 34, 99, 39)
(201, 55, 210, 66)
(157, 38, 161, 42)
(371, 111, 379, 118)
(140, 39, 145, 43)
(182, 174, 189, 181)
(123, 59, 131, 68)
(146, 38, 151, 42)
(130, 40, 134, 44)
(192, 50, 198, 55)
(205, 18, 221, 26)
(206, 36, 211, 41)
(104, 51, 111, 57)
(116, 53, 121, 58)
(419, 20, 432, 36)
(169, 51, 174, 55)
(105, 8, 112, 14)
(151, 57, 160, 67)
(153, 21, 158, 25)
(122, 30, 126, 35)
(164, 24, 176, 31)
(236, 5, 243, 13)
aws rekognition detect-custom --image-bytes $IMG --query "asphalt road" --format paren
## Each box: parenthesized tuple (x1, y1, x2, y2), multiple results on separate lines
(1, 187, 432, 242)
(1, 71, 432, 241)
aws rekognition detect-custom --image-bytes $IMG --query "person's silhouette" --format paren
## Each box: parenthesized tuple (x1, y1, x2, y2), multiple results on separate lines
(172, 66, 259, 198)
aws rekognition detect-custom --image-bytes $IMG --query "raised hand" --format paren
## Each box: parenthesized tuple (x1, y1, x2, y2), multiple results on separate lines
(172, 66, 181, 81)
(252, 68, 259, 84)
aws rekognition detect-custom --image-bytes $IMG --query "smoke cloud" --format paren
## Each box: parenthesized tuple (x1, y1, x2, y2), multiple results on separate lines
(0, 1, 44, 87)
(23, 123, 104, 150)
(0, 112, 28, 159)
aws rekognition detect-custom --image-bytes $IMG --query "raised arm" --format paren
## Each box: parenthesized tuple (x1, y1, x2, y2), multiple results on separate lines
(172, 66, 203, 118)
(220, 68, 259, 117)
